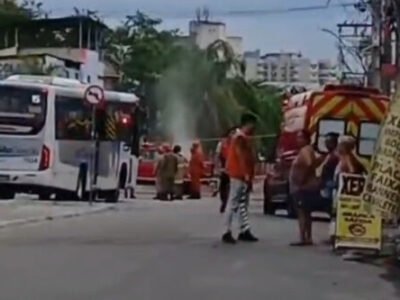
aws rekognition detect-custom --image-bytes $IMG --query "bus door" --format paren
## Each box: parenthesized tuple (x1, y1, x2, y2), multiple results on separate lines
(104, 102, 136, 189)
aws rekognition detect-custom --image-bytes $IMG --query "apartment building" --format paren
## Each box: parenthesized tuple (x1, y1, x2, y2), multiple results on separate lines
(244, 51, 338, 86)
(0, 16, 117, 88)
(182, 19, 243, 57)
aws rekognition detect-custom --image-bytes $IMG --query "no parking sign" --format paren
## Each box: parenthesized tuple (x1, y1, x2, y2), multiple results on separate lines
(84, 85, 104, 107)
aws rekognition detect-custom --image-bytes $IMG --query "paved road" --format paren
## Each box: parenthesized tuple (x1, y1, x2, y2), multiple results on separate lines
(0, 198, 398, 300)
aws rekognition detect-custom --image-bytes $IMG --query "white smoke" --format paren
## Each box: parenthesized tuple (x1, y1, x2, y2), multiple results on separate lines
(167, 98, 193, 159)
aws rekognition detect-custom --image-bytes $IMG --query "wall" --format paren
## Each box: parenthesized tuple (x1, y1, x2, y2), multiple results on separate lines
(244, 50, 261, 81)
(0, 57, 28, 79)
(0, 55, 80, 80)
(251, 52, 338, 86)
(189, 20, 227, 49)
(227, 36, 243, 57)
(18, 48, 105, 86)
(78, 50, 105, 85)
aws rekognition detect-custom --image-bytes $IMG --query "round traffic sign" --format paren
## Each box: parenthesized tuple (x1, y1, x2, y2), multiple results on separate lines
(84, 85, 104, 106)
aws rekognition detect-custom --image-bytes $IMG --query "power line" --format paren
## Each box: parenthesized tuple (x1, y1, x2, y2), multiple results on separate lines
(46, 2, 360, 19)
(226, 1, 358, 16)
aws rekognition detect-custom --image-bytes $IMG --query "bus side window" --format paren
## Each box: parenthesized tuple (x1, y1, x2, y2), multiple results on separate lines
(55, 96, 92, 140)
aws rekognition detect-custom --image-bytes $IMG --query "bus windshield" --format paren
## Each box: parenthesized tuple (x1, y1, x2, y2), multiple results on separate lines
(0, 85, 47, 135)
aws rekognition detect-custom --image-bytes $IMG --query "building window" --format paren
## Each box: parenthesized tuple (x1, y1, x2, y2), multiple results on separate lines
(75, 73, 80, 80)
(87, 75, 91, 83)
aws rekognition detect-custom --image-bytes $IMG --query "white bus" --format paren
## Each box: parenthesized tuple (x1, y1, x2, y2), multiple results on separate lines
(0, 75, 140, 202)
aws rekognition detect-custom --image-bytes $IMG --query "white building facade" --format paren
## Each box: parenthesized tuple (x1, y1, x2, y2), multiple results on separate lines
(244, 51, 338, 86)
(187, 20, 244, 57)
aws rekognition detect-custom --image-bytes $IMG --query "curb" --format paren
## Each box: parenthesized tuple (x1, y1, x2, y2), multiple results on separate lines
(0, 204, 117, 230)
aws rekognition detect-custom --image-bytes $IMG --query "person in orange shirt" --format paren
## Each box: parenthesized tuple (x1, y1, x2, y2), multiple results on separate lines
(222, 113, 258, 244)
(188, 141, 204, 199)
(215, 127, 237, 213)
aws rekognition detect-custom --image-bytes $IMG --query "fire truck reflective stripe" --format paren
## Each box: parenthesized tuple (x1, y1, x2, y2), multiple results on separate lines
(311, 95, 343, 116)
(309, 99, 350, 133)
(370, 100, 388, 119)
(352, 102, 367, 119)
(355, 99, 380, 120)
(371, 97, 388, 114)
(309, 94, 328, 113)
(348, 119, 358, 135)
(329, 99, 352, 116)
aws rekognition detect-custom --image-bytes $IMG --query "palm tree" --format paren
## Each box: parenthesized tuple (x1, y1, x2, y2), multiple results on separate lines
(206, 39, 244, 81)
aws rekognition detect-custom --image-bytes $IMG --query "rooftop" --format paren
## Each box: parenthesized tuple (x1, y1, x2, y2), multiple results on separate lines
(189, 20, 225, 26)
(261, 52, 302, 59)
(0, 16, 109, 31)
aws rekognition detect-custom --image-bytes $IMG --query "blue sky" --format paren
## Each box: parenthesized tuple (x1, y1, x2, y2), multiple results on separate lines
(36, 0, 364, 59)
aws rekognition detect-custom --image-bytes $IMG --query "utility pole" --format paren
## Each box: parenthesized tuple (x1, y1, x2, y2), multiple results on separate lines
(390, 0, 400, 88)
(381, 0, 394, 95)
(336, 22, 371, 84)
(369, 0, 383, 90)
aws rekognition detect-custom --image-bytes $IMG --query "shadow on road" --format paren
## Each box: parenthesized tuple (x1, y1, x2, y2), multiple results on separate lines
(380, 262, 400, 298)
(253, 212, 330, 223)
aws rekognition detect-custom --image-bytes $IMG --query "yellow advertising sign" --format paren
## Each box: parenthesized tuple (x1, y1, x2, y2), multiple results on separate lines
(335, 174, 382, 250)
(362, 98, 400, 220)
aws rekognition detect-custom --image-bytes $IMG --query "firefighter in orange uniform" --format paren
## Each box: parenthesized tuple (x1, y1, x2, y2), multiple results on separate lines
(188, 141, 204, 199)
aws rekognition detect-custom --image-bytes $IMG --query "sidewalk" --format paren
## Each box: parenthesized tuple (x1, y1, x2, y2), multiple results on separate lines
(0, 198, 116, 229)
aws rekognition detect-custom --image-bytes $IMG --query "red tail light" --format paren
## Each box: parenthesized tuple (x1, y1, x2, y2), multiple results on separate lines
(39, 145, 51, 171)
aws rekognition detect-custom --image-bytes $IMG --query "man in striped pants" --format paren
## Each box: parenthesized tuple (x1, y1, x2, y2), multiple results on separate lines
(222, 114, 259, 244)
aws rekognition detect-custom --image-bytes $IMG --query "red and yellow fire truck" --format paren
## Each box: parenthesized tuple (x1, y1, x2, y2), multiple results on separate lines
(263, 84, 389, 217)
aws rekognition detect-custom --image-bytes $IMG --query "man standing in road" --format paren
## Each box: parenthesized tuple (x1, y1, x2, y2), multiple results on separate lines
(157, 144, 178, 201)
(173, 145, 188, 200)
(215, 127, 237, 213)
(222, 113, 258, 244)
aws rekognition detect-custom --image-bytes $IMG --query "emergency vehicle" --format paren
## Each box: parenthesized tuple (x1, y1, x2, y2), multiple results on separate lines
(0, 75, 139, 202)
(137, 142, 214, 186)
(263, 84, 389, 217)
(137, 142, 163, 183)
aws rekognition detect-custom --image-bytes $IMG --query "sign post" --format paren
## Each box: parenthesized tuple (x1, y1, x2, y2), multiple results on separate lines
(84, 85, 105, 205)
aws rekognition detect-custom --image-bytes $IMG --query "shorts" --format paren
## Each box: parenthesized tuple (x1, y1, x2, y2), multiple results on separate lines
(293, 190, 321, 213)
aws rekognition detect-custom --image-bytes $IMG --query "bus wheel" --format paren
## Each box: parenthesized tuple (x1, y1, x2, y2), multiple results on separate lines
(0, 188, 15, 200)
(105, 190, 120, 203)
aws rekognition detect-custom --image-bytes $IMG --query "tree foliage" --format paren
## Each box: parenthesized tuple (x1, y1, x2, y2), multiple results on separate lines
(106, 11, 179, 89)
(0, 4, 283, 152)
(0, 0, 47, 27)
(106, 11, 283, 151)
